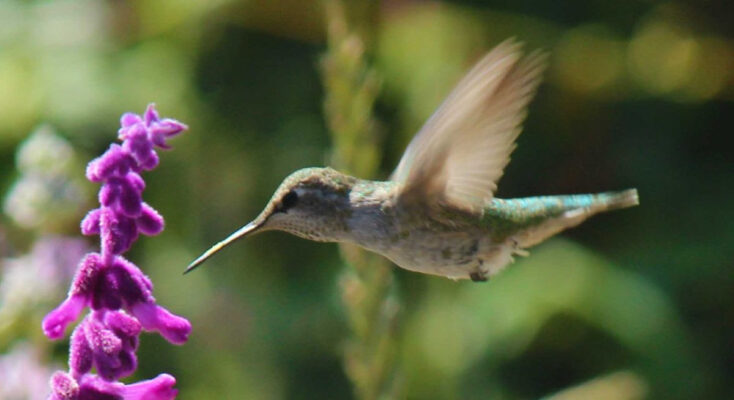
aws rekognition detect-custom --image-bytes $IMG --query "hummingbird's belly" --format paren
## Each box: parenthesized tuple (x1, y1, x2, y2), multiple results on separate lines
(359, 230, 515, 280)
(345, 204, 517, 280)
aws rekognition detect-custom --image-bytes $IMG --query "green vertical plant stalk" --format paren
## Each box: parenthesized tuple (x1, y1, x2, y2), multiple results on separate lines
(320, 1, 402, 399)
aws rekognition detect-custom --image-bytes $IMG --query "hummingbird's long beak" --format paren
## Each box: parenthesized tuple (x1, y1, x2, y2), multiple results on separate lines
(184, 220, 262, 274)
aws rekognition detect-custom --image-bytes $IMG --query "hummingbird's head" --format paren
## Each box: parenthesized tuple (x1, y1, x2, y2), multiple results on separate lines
(256, 167, 357, 239)
(186, 167, 356, 273)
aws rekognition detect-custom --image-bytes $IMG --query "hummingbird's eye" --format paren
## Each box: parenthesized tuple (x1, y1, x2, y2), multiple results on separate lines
(280, 190, 299, 210)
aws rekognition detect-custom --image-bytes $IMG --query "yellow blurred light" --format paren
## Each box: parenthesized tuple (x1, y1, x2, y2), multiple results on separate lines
(554, 25, 624, 95)
(628, 20, 700, 95)
(679, 37, 734, 101)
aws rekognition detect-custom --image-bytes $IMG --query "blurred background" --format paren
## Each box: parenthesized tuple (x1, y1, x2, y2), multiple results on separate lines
(0, 0, 732, 399)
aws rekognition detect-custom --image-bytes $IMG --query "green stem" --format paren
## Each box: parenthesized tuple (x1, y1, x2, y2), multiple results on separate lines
(320, 1, 401, 399)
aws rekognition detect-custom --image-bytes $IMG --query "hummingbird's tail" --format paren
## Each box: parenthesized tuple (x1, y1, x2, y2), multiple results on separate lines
(600, 188, 640, 211)
(510, 189, 639, 248)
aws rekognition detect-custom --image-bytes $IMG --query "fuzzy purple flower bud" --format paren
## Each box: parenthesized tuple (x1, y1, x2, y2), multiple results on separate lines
(143, 104, 159, 125)
(49, 372, 79, 400)
(80, 209, 102, 236)
(86, 145, 135, 183)
(119, 112, 143, 130)
(100, 208, 138, 257)
(149, 119, 187, 149)
(99, 173, 145, 217)
(137, 203, 164, 235)
(123, 124, 159, 170)
(69, 324, 93, 376)
(44, 104, 189, 397)
(71, 311, 140, 380)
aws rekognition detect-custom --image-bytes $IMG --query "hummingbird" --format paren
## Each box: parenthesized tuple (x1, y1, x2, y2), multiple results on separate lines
(186, 39, 639, 282)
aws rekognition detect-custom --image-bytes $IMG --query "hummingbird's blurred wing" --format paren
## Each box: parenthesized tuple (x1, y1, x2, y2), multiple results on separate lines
(391, 39, 547, 213)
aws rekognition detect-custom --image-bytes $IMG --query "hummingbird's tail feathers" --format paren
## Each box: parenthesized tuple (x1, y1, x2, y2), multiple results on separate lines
(508, 189, 639, 248)
(601, 188, 639, 211)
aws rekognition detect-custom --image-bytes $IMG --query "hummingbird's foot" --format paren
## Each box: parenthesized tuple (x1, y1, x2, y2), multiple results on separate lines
(469, 271, 488, 282)
(511, 238, 529, 257)
(470, 259, 489, 282)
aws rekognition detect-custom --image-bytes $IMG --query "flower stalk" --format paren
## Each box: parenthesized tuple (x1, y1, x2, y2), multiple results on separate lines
(42, 104, 191, 399)
(320, 2, 402, 399)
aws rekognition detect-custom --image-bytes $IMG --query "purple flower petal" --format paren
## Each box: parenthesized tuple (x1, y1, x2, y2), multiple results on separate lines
(149, 119, 187, 149)
(137, 203, 164, 236)
(131, 302, 191, 345)
(149, 135, 171, 150)
(81, 209, 102, 236)
(121, 374, 178, 400)
(144, 104, 160, 126)
(120, 113, 143, 129)
(157, 119, 188, 137)
(43, 293, 87, 340)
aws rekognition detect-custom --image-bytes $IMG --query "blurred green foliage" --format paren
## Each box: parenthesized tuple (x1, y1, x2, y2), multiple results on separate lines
(0, 0, 732, 399)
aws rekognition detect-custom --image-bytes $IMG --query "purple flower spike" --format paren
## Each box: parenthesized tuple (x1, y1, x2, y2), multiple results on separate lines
(44, 104, 188, 397)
